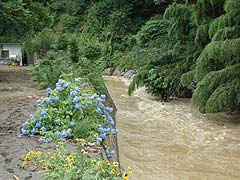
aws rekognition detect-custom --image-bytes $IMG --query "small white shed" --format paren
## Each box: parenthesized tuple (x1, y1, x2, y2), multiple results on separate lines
(0, 43, 22, 65)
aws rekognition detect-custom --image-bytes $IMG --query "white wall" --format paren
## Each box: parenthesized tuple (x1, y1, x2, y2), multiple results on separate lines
(2, 44, 22, 65)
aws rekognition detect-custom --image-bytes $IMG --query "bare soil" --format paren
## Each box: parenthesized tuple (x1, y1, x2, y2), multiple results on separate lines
(0, 66, 54, 180)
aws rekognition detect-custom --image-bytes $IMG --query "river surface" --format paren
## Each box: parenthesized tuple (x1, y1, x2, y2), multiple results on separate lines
(105, 76, 240, 180)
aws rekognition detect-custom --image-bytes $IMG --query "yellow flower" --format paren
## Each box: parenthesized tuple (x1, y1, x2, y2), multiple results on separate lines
(81, 150, 88, 155)
(91, 159, 97, 163)
(66, 154, 74, 163)
(128, 166, 133, 173)
(23, 150, 42, 162)
(123, 173, 129, 180)
(57, 141, 64, 146)
(63, 164, 69, 170)
(75, 138, 85, 145)
(111, 168, 118, 175)
(51, 155, 58, 160)
(113, 161, 119, 167)
(99, 162, 105, 173)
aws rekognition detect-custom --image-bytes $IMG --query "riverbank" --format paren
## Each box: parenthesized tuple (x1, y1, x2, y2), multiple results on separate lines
(105, 76, 240, 180)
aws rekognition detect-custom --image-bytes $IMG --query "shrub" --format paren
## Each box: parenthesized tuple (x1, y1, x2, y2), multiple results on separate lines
(19, 78, 116, 145)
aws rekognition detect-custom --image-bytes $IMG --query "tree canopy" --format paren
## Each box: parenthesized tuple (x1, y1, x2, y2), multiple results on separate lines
(1, 0, 239, 113)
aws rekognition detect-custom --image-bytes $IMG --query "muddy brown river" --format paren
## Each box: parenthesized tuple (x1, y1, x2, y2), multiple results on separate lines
(105, 76, 240, 180)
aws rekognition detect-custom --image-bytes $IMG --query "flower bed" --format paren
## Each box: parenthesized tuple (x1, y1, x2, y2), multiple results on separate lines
(19, 77, 130, 179)
(22, 142, 131, 180)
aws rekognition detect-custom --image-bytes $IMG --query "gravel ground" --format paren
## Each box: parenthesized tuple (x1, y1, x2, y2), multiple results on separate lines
(0, 66, 50, 180)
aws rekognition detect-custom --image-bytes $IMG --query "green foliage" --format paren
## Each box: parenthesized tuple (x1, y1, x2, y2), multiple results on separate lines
(195, 38, 240, 82)
(180, 70, 195, 86)
(4, 0, 240, 113)
(0, 0, 52, 42)
(57, 14, 80, 33)
(22, 143, 128, 180)
(32, 51, 72, 89)
(193, 64, 240, 113)
(23, 29, 55, 58)
(164, 3, 194, 40)
(136, 15, 170, 47)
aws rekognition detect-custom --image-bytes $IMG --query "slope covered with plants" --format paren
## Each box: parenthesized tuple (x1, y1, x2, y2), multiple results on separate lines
(1, 0, 239, 113)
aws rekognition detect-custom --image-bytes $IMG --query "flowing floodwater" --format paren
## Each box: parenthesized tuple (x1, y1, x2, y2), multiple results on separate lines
(105, 76, 240, 180)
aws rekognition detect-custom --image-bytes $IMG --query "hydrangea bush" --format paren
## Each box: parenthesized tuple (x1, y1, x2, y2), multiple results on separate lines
(19, 78, 116, 148)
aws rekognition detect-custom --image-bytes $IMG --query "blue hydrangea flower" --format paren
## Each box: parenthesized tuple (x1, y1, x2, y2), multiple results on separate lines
(70, 90, 78, 97)
(82, 82, 88, 87)
(36, 99, 41, 106)
(62, 131, 69, 138)
(41, 109, 48, 116)
(110, 129, 117, 135)
(105, 107, 113, 113)
(81, 105, 86, 110)
(96, 108, 102, 114)
(54, 131, 61, 138)
(101, 94, 106, 99)
(55, 86, 64, 92)
(35, 121, 42, 128)
(22, 122, 28, 128)
(46, 137, 52, 143)
(55, 119, 61, 124)
(54, 96, 59, 102)
(87, 100, 92, 105)
(100, 133, 106, 140)
(106, 150, 114, 158)
(64, 82, 70, 88)
(39, 136, 47, 143)
(73, 96, 80, 103)
(81, 93, 87, 97)
(97, 137, 102, 143)
(70, 122, 75, 127)
(17, 134, 22, 138)
(96, 97, 101, 102)
(98, 102, 105, 109)
(57, 79, 65, 86)
(70, 105, 74, 110)
(41, 126, 47, 132)
(29, 114, 34, 120)
(67, 128, 72, 134)
(31, 128, 36, 134)
(74, 87, 80, 92)
(90, 94, 97, 99)
(75, 103, 81, 110)
(44, 97, 52, 104)
(21, 128, 29, 135)
(46, 87, 52, 97)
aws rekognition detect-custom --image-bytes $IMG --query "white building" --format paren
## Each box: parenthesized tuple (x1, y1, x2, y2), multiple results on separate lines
(0, 43, 22, 65)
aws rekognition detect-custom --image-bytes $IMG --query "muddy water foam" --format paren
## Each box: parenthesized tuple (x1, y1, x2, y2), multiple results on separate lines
(105, 76, 240, 180)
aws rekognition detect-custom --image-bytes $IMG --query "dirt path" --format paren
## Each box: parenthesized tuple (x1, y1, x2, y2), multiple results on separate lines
(0, 66, 55, 180)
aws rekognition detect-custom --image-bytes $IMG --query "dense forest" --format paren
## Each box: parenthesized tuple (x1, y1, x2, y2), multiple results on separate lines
(1, 0, 239, 114)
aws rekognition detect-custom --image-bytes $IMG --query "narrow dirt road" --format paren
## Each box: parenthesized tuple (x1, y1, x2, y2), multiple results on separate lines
(0, 66, 55, 180)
